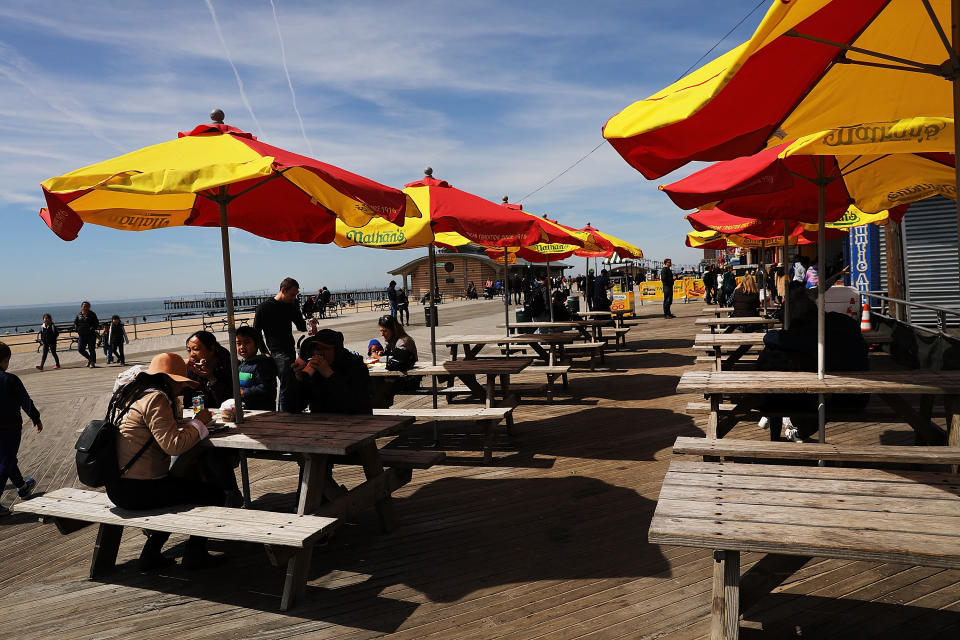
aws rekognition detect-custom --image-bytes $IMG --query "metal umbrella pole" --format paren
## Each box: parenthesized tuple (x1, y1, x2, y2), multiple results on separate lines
(215, 187, 244, 424)
(428, 244, 438, 408)
(782, 220, 791, 330)
(816, 159, 828, 445)
(503, 248, 512, 356)
(546, 256, 554, 322)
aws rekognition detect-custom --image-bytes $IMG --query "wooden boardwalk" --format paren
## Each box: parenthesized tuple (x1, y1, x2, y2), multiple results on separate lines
(2, 300, 959, 638)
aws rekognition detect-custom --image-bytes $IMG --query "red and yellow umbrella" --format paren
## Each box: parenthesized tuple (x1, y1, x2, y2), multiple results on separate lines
(41, 121, 416, 243)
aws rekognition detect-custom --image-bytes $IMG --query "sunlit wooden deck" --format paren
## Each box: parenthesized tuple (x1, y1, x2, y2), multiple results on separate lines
(2, 299, 958, 639)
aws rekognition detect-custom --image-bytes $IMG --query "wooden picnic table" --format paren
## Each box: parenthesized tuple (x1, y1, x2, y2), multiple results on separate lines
(499, 319, 607, 341)
(205, 411, 415, 528)
(368, 359, 531, 408)
(436, 333, 577, 364)
(577, 310, 630, 328)
(693, 331, 894, 371)
(695, 316, 777, 334)
(676, 370, 960, 444)
(649, 459, 960, 640)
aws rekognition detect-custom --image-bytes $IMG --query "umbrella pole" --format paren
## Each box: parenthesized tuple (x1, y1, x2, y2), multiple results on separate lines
(428, 244, 438, 409)
(503, 248, 511, 350)
(216, 192, 243, 424)
(954, 0, 960, 292)
(782, 220, 790, 330)
(547, 257, 554, 322)
(817, 162, 827, 446)
(584, 257, 590, 310)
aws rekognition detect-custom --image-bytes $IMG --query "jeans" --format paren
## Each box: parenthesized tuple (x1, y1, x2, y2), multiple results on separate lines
(0, 427, 25, 493)
(663, 291, 674, 317)
(77, 333, 97, 364)
(40, 344, 60, 368)
(389, 302, 398, 318)
(110, 343, 125, 365)
(397, 305, 409, 325)
(272, 351, 295, 412)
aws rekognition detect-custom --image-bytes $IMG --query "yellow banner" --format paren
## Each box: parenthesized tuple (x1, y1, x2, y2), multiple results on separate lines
(639, 278, 704, 300)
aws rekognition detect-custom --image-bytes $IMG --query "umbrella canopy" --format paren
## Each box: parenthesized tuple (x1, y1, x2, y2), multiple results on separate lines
(686, 205, 903, 238)
(662, 117, 956, 221)
(576, 224, 643, 259)
(602, 0, 954, 179)
(686, 229, 819, 249)
(41, 121, 416, 243)
(401, 174, 582, 248)
(39, 116, 416, 424)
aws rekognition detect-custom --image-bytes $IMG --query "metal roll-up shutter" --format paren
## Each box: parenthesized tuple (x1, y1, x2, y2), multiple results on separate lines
(877, 227, 887, 292)
(901, 197, 960, 327)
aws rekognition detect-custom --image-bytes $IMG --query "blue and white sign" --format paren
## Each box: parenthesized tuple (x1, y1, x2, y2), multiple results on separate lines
(847, 224, 881, 293)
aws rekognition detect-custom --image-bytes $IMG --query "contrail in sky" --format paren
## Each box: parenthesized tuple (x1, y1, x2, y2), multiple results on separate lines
(204, 0, 264, 138)
(269, 0, 313, 155)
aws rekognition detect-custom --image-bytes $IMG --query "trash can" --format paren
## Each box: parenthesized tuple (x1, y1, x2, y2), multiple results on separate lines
(424, 306, 438, 327)
(514, 309, 533, 333)
(566, 295, 580, 314)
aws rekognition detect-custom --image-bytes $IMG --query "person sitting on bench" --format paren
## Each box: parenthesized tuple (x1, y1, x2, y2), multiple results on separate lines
(104, 353, 226, 571)
(288, 329, 372, 415)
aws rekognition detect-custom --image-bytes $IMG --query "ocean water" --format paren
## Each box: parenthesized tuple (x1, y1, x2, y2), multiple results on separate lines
(0, 298, 176, 334)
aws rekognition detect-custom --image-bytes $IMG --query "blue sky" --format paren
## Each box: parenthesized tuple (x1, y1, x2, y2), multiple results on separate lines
(0, 0, 764, 305)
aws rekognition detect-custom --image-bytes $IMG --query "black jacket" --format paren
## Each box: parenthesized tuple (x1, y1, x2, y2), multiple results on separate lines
(74, 311, 100, 337)
(37, 324, 59, 346)
(288, 341, 372, 415)
(0, 370, 40, 428)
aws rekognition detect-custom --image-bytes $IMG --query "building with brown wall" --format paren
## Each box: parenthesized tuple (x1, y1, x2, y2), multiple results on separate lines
(389, 251, 571, 300)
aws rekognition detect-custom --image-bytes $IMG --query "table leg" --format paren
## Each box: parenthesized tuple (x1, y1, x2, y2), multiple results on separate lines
(486, 374, 496, 409)
(89, 523, 123, 579)
(465, 344, 484, 360)
(712, 346, 721, 372)
(708, 395, 720, 439)
(448, 345, 459, 361)
(297, 454, 329, 516)
(528, 342, 549, 363)
(946, 395, 959, 474)
(712, 549, 740, 640)
(458, 373, 486, 403)
(356, 442, 397, 533)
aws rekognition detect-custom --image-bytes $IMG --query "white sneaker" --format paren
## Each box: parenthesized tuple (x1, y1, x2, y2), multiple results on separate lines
(758, 417, 769, 430)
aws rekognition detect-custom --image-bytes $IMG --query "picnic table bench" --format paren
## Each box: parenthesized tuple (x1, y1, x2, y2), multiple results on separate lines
(577, 309, 631, 328)
(14, 487, 338, 611)
(702, 306, 734, 317)
(672, 436, 960, 467)
(676, 370, 960, 446)
(374, 406, 513, 463)
(649, 459, 960, 639)
(692, 331, 894, 370)
(500, 319, 609, 341)
(564, 341, 607, 370)
(695, 317, 777, 334)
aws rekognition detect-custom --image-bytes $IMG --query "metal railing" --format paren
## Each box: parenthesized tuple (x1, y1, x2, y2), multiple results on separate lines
(860, 291, 960, 335)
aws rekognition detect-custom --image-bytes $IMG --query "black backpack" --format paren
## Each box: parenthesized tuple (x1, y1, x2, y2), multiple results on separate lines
(75, 393, 153, 488)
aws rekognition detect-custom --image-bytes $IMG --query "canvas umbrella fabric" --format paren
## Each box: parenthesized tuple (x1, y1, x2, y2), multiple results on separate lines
(666, 118, 955, 443)
(402, 172, 584, 352)
(40, 116, 417, 422)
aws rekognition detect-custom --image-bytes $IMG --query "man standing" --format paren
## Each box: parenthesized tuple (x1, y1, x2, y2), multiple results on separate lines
(703, 266, 717, 305)
(320, 286, 331, 317)
(593, 269, 611, 312)
(661, 259, 676, 319)
(387, 280, 398, 318)
(254, 278, 307, 412)
(316, 287, 326, 319)
(74, 301, 100, 368)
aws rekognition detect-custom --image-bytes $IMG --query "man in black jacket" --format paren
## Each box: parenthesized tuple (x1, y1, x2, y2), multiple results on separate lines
(288, 329, 372, 414)
(74, 301, 100, 368)
(254, 278, 306, 412)
(661, 259, 676, 319)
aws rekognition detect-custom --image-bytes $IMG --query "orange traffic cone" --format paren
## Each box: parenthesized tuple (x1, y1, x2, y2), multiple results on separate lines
(860, 303, 872, 332)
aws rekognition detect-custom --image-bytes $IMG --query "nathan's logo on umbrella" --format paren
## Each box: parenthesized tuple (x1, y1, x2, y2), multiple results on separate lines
(822, 120, 947, 147)
(344, 228, 407, 246)
(887, 182, 956, 202)
(531, 243, 574, 253)
(86, 210, 191, 231)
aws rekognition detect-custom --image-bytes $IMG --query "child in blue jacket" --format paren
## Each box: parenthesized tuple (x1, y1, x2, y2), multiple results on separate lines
(235, 326, 278, 411)
(0, 342, 42, 515)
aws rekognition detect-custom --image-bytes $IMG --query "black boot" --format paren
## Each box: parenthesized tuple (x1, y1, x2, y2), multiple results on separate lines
(181, 536, 226, 570)
(138, 531, 173, 572)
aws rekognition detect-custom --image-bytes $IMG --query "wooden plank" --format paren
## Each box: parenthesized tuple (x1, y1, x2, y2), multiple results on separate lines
(677, 370, 960, 394)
